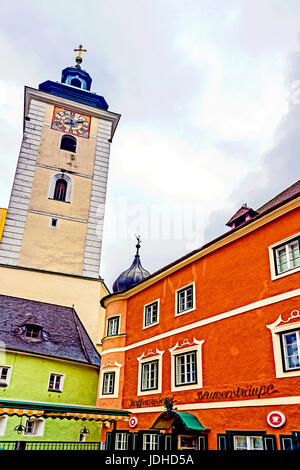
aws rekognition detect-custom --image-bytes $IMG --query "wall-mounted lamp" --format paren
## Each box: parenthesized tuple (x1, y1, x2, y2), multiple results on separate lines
(80, 426, 90, 437)
(14, 417, 26, 435)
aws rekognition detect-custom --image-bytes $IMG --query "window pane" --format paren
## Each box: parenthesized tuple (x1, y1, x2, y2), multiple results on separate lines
(234, 436, 247, 450)
(175, 352, 196, 385)
(177, 287, 193, 313)
(276, 247, 288, 273)
(0, 368, 8, 381)
(103, 372, 115, 394)
(283, 332, 300, 370)
(108, 318, 119, 336)
(289, 242, 300, 268)
(142, 361, 158, 390)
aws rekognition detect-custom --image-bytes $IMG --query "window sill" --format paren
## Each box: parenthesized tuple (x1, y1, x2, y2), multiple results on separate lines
(48, 198, 70, 204)
(271, 265, 300, 281)
(143, 321, 159, 330)
(175, 307, 196, 317)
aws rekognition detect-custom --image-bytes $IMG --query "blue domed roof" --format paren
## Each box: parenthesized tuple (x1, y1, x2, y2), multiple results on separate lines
(112, 238, 150, 293)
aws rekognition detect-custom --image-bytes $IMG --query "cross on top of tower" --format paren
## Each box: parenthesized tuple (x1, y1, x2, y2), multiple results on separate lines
(74, 45, 87, 68)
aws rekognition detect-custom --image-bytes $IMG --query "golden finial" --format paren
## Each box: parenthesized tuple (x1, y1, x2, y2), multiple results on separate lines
(74, 44, 87, 68)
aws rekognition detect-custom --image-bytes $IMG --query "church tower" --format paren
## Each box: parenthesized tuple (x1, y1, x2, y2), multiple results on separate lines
(0, 47, 120, 347)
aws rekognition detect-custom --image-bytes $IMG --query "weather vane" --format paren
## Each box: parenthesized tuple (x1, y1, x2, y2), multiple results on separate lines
(74, 44, 87, 68)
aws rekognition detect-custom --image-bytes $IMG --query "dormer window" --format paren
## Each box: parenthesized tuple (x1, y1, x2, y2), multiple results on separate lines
(24, 324, 42, 340)
(226, 205, 258, 230)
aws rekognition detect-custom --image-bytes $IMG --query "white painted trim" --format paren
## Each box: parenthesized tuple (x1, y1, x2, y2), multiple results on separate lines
(127, 395, 300, 413)
(24, 417, 45, 436)
(268, 232, 300, 280)
(267, 310, 300, 378)
(175, 281, 196, 317)
(0, 416, 8, 436)
(137, 349, 164, 397)
(143, 299, 160, 329)
(169, 338, 204, 392)
(106, 315, 121, 336)
(99, 362, 122, 399)
(47, 372, 65, 392)
(102, 288, 300, 355)
(0, 365, 12, 387)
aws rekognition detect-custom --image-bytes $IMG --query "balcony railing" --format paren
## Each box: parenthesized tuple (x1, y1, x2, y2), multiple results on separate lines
(0, 441, 102, 451)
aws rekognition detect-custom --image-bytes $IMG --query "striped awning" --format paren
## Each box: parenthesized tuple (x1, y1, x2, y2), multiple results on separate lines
(0, 401, 130, 422)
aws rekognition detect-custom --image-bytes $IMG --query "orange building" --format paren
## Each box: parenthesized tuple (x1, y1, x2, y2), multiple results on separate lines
(98, 180, 300, 451)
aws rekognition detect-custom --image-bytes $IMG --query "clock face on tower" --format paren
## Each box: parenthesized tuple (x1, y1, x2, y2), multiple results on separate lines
(51, 106, 91, 138)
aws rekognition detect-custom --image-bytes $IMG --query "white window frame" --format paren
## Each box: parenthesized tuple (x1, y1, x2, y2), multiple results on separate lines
(0, 416, 8, 436)
(0, 365, 12, 387)
(137, 349, 164, 396)
(107, 316, 120, 337)
(174, 350, 197, 386)
(99, 362, 122, 399)
(267, 311, 300, 378)
(281, 330, 300, 371)
(269, 233, 300, 280)
(47, 372, 65, 392)
(143, 433, 159, 450)
(175, 282, 196, 316)
(102, 371, 115, 395)
(169, 339, 204, 392)
(115, 432, 128, 450)
(24, 418, 45, 437)
(233, 435, 264, 450)
(143, 299, 160, 329)
(141, 359, 159, 392)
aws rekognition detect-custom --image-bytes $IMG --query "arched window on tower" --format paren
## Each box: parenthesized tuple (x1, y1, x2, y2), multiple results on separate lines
(48, 173, 73, 204)
(53, 178, 68, 202)
(70, 78, 82, 88)
(60, 134, 77, 153)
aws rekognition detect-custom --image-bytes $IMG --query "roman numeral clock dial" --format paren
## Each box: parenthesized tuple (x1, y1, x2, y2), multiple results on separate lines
(52, 106, 91, 138)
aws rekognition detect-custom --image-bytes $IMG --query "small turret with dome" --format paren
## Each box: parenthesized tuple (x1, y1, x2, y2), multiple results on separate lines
(112, 236, 150, 293)
(39, 44, 109, 110)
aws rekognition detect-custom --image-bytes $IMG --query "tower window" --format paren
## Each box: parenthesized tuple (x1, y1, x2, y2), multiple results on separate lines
(49, 173, 73, 204)
(70, 78, 82, 88)
(53, 178, 68, 202)
(50, 218, 58, 227)
(60, 134, 77, 153)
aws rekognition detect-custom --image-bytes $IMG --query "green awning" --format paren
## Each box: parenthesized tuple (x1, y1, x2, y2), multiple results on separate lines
(177, 412, 206, 431)
(151, 411, 209, 433)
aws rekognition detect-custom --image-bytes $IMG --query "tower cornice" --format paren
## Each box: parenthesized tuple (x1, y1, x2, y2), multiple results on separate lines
(24, 86, 121, 141)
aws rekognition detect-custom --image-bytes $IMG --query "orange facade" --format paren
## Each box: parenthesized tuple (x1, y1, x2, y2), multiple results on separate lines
(98, 192, 300, 451)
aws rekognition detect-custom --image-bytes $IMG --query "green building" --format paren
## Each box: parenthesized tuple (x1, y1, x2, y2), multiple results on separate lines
(0, 294, 129, 448)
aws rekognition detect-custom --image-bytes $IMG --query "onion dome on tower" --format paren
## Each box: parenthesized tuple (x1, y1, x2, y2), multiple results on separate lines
(112, 237, 150, 293)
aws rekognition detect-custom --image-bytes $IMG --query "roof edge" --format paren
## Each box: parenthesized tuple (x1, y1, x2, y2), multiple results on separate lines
(101, 191, 300, 307)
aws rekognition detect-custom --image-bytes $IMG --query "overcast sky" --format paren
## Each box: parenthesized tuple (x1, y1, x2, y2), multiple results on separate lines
(1, 1, 300, 290)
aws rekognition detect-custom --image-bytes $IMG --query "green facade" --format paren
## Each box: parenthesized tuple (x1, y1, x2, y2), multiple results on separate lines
(0, 350, 102, 442)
